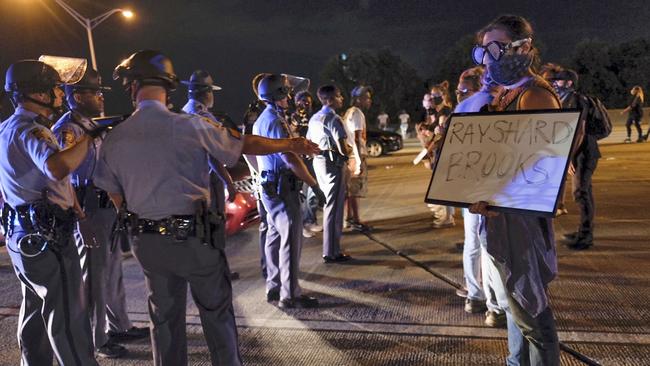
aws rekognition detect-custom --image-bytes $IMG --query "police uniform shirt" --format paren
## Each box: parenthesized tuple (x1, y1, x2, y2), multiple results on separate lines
(0, 107, 76, 209)
(306, 105, 347, 154)
(182, 99, 221, 125)
(51, 111, 101, 187)
(252, 104, 290, 175)
(94, 100, 243, 220)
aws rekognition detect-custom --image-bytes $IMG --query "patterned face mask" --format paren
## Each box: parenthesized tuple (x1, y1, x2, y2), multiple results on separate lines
(486, 52, 533, 86)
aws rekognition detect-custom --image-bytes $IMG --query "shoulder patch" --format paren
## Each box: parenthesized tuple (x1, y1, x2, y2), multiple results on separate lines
(61, 128, 76, 147)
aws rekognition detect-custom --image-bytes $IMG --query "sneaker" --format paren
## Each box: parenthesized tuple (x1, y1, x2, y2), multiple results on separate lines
(304, 223, 323, 232)
(464, 298, 487, 314)
(432, 221, 455, 229)
(455, 287, 468, 298)
(563, 232, 579, 241)
(96, 341, 127, 358)
(108, 326, 149, 342)
(278, 295, 319, 309)
(302, 228, 316, 238)
(566, 239, 593, 250)
(484, 310, 507, 328)
(624, 137, 632, 143)
(637, 137, 645, 143)
(555, 207, 569, 217)
(350, 221, 372, 232)
(266, 290, 280, 302)
(323, 253, 352, 263)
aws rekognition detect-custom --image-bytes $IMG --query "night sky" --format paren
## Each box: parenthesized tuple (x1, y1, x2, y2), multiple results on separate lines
(2, 0, 650, 119)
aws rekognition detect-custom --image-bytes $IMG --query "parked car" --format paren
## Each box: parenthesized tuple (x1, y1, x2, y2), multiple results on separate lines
(225, 177, 260, 236)
(366, 128, 403, 157)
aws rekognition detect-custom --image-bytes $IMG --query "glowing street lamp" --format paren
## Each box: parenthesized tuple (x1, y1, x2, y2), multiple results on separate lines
(53, 0, 134, 71)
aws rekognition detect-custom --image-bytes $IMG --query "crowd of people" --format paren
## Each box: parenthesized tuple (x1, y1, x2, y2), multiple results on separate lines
(0, 11, 632, 366)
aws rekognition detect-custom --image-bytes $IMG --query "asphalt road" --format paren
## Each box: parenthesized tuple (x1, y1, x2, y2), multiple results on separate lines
(0, 126, 648, 365)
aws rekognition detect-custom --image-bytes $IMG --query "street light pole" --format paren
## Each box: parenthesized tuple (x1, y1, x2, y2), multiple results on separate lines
(52, 0, 133, 71)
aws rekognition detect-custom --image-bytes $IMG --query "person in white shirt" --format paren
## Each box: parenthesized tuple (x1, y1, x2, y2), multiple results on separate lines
(343, 86, 372, 232)
(377, 110, 389, 131)
(397, 110, 410, 139)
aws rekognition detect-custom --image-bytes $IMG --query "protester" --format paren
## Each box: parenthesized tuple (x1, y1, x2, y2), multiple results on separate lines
(424, 81, 455, 228)
(540, 63, 570, 216)
(377, 110, 390, 130)
(548, 68, 603, 250)
(397, 110, 410, 139)
(470, 14, 561, 365)
(621, 85, 644, 143)
(343, 85, 373, 232)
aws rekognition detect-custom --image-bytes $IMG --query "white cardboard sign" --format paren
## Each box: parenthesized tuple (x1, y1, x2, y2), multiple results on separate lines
(425, 109, 581, 217)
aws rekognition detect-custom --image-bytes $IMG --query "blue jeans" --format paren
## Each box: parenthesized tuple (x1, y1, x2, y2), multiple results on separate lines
(491, 257, 560, 366)
(462, 208, 485, 300)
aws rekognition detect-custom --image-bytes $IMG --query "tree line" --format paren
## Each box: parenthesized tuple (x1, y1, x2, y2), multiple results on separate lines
(320, 37, 650, 125)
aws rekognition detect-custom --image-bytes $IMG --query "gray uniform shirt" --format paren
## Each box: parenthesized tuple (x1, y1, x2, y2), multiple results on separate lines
(182, 99, 219, 123)
(0, 107, 76, 209)
(306, 105, 347, 154)
(94, 100, 243, 220)
(51, 111, 101, 187)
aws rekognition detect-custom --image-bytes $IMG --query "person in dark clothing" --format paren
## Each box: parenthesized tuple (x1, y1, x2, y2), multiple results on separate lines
(621, 86, 644, 143)
(551, 69, 600, 250)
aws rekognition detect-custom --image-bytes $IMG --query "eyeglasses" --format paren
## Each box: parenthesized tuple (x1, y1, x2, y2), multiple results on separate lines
(471, 37, 531, 65)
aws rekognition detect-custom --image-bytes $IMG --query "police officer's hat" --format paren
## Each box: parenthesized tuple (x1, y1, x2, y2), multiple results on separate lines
(257, 74, 290, 102)
(4, 60, 62, 94)
(113, 50, 179, 90)
(181, 70, 222, 92)
(351, 85, 373, 98)
(65, 68, 111, 96)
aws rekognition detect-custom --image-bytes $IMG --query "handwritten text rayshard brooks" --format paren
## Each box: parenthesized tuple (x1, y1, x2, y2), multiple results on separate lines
(443, 118, 573, 184)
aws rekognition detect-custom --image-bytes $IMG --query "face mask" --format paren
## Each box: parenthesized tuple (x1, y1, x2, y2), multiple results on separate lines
(432, 96, 443, 105)
(553, 85, 571, 99)
(486, 52, 533, 86)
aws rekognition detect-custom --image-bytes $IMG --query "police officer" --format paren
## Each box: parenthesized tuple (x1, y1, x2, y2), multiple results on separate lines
(0, 60, 99, 365)
(307, 85, 351, 263)
(253, 74, 325, 309)
(181, 69, 240, 279)
(94, 50, 319, 365)
(51, 68, 148, 358)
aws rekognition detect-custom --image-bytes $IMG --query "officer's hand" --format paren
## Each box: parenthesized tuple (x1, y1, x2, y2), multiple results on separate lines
(311, 185, 326, 207)
(468, 201, 499, 218)
(290, 137, 320, 156)
(226, 183, 237, 202)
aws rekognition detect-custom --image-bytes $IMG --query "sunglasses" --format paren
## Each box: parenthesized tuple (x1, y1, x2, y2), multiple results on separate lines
(471, 37, 531, 65)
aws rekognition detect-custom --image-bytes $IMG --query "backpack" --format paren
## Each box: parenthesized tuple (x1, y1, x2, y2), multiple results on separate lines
(582, 95, 613, 140)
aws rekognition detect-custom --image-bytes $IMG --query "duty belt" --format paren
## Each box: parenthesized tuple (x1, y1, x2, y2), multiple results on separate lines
(136, 215, 197, 237)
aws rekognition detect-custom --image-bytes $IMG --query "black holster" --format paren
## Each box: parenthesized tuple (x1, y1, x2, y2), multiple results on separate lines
(196, 200, 225, 249)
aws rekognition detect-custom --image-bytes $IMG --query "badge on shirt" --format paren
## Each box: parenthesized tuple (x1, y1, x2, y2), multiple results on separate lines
(61, 128, 76, 148)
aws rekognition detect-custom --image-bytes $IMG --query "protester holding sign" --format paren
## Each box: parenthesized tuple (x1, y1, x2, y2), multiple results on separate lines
(469, 15, 562, 366)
